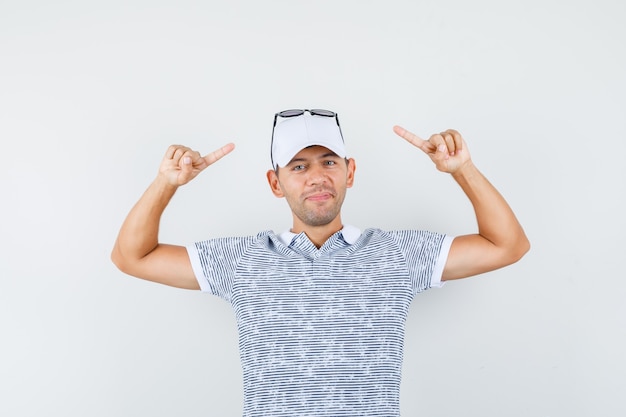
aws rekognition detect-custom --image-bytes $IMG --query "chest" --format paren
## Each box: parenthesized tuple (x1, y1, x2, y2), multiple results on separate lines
(230, 250, 414, 337)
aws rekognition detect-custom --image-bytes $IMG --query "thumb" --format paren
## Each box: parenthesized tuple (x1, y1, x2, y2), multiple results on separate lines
(176, 154, 196, 184)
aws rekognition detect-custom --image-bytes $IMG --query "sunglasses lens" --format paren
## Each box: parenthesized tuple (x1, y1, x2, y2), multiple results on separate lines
(310, 109, 336, 117)
(278, 109, 305, 118)
(277, 109, 336, 118)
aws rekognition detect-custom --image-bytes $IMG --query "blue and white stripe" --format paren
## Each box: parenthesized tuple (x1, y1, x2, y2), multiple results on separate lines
(187, 226, 452, 417)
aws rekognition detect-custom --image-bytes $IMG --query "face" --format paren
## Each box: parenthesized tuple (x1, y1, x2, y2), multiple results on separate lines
(267, 146, 356, 230)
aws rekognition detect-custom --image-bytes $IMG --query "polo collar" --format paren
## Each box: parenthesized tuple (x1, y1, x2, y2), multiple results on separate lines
(278, 224, 361, 247)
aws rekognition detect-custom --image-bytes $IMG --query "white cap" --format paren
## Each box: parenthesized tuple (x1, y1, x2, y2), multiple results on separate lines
(271, 112, 346, 168)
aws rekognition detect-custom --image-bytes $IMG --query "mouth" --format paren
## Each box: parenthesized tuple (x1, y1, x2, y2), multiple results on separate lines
(304, 189, 335, 202)
(305, 192, 333, 202)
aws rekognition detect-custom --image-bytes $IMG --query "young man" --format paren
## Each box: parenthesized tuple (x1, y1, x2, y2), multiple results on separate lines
(111, 109, 529, 416)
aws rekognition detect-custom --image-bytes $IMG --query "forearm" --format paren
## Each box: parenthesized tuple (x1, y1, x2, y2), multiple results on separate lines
(112, 175, 178, 266)
(392, 126, 529, 279)
(452, 161, 529, 257)
(110, 143, 233, 287)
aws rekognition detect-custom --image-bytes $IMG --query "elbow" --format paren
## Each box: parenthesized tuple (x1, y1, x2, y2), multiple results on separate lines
(522, 235, 531, 256)
(509, 234, 531, 264)
(110, 244, 131, 274)
(110, 247, 123, 271)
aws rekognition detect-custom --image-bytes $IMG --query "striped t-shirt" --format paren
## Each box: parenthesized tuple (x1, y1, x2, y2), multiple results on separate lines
(187, 225, 453, 417)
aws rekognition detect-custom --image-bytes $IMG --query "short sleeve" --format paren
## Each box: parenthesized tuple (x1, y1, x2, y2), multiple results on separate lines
(428, 235, 454, 288)
(186, 236, 256, 301)
(387, 230, 454, 293)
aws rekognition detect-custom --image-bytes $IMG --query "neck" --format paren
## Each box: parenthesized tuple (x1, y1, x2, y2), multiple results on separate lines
(291, 217, 344, 249)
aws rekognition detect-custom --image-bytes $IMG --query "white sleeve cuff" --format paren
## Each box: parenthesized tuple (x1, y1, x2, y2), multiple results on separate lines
(430, 235, 455, 288)
(185, 244, 211, 292)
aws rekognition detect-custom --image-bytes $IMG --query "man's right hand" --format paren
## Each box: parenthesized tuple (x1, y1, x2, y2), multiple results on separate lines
(111, 142, 235, 289)
(159, 143, 235, 186)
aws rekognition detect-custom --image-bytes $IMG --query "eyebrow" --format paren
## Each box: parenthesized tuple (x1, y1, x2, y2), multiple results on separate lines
(288, 152, 340, 165)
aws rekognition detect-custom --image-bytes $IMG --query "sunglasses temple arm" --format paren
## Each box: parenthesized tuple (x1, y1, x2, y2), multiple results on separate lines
(335, 114, 345, 142)
(270, 114, 278, 168)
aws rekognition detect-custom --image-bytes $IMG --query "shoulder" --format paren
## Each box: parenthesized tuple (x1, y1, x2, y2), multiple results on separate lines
(190, 230, 281, 254)
(356, 228, 450, 253)
(359, 228, 444, 241)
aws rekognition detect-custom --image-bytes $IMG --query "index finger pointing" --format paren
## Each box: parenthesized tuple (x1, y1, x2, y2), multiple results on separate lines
(393, 125, 433, 153)
(203, 142, 236, 166)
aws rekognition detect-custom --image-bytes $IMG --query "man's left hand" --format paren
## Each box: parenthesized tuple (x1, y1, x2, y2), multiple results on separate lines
(393, 126, 471, 174)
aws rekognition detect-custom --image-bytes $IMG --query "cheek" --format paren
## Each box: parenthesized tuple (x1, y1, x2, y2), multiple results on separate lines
(277, 178, 299, 198)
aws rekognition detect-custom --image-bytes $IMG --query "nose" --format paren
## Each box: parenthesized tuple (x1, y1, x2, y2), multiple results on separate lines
(306, 163, 327, 186)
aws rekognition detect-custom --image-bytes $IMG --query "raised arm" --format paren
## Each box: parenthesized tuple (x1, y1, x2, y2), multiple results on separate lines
(393, 126, 529, 281)
(111, 143, 235, 289)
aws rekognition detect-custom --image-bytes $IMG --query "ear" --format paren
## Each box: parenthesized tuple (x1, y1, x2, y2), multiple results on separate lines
(266, 169, 284, 198)
(346, 158, 356, 188)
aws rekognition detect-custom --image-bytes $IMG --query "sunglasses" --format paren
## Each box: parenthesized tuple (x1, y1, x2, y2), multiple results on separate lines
(271, 109, 344, 167)
(276, 109, 337, 118)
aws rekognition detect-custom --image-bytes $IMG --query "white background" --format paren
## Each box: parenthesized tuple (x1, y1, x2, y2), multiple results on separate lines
(1, 0, 624, 416)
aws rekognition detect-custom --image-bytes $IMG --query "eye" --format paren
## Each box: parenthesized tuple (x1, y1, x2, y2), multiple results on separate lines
(324, 160, 336, 166)
(292, 164, 306, 171)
